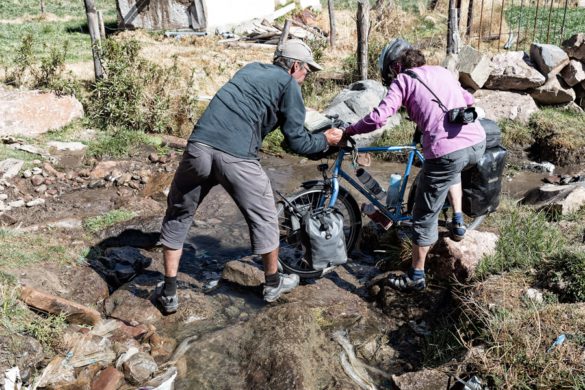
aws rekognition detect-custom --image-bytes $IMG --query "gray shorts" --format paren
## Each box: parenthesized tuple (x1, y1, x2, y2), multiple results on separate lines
(160, 142, 279, 254)
(412, 140, 486, 246)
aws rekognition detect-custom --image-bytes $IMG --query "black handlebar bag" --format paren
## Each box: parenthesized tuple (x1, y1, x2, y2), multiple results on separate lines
(300, 208, 348, 270)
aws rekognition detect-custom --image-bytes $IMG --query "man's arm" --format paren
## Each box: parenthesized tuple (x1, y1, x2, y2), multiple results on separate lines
(278, 81, 341, 154)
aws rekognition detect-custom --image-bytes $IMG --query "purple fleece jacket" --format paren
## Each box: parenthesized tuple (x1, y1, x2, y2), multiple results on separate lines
(345, 65, 486, 159)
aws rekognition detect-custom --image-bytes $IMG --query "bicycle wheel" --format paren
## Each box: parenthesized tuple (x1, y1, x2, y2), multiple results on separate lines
(277, 185, 362, 279)
(406, 172, 486, 231)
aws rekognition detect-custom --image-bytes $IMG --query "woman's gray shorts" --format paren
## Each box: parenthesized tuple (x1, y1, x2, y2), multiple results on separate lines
(160, 142, 279, 254)
(412, 140, 486, 246)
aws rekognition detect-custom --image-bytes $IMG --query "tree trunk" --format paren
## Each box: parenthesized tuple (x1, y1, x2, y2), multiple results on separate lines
(83, 0, 104, 79)
(328, 0, 336, 48)
(40, 0, 45, 14)
(97, 10, 106, 40)
(357, 0, 370, 80)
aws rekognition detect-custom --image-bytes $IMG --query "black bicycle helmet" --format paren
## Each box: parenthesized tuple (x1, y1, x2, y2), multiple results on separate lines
(378, 38, 412, 86)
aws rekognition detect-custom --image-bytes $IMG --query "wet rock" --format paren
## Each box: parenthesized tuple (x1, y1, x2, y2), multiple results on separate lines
(88, 179, 106, 189)
(0, 86, 84, 137)
(141, 171, 173, 200)
(426, 230, 498, 281)
(122, 351, 157, 384)
(473, 89, 539, 124)
(90, 161, 118, 179)
(530, 43, 570, 75)
(148, 333, 177, 362)
(104, 273, 162, 325)
(392, 368, 451, 390)
(0, 158, 24, 179)
(105, 247, 153, 272)
(26, 198, 45, 207)
(91, 366, 124, 390)
(221, 259, 264, 287)
(20, 285, 102, 325)
(524, 161, 555, 174)
(115, 173, 132, 186)
(485, 51, 546, 91)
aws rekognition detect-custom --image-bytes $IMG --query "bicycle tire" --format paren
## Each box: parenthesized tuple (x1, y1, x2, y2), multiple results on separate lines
(406, 171, 486, 232)
(277, 185, 362, 279)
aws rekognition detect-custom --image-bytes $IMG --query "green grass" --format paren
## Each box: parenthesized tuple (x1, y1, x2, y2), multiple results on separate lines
(0, 0, 118, 66)
(476, 207, 565, 278)
(499, 118, 533, 148)
(87, 128, 160, 158)
(83, 209, 137, 233)
(506, 6, 585, 48)
(0, 229, 84, 269)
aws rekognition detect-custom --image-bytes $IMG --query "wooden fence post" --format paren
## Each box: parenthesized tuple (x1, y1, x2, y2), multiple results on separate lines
(357, 0, 370, 80)
(277, 19, 292, 56)
(83, 0, 104, 80)
(447, 0, 461, 54)
(328, 0, 336, 48)
(97, 10, 106, 40)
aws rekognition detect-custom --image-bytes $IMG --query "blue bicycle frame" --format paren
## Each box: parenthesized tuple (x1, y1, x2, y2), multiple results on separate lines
(327, 145, 425, 224)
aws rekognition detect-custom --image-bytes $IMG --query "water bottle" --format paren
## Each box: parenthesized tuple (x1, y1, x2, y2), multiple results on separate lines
(356, 168, 386, 201)
(386, 173, 402, 207)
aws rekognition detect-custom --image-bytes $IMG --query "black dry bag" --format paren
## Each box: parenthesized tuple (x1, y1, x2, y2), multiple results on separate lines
(462, 146, 507, 217)
(300, 208, 347, 270)
(479, 118, 502, 149)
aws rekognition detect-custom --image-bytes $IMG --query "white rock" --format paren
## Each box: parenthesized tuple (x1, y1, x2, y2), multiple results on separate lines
(31, 167, 42, 175)
(8, 200, 25, 208)
(23, 169, 32, 178)
(0, 158, 24, 180)
(0, 194, 7, 201)
(524, 288, 544, 303)
(47, 141, 87, 152)
(26, 198, 45, 207)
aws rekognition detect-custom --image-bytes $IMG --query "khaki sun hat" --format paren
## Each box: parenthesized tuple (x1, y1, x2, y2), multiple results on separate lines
(276, 39, 323, 72)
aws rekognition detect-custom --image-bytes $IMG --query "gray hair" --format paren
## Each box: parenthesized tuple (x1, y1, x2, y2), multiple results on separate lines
(273, 56, 303, 71)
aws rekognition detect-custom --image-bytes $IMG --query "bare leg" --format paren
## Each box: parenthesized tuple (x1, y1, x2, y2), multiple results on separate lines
(448, 183, 463, 215)
(262, 248, 279, 276)
(163, 246, 183, 277)
(412, 244, 430, 271)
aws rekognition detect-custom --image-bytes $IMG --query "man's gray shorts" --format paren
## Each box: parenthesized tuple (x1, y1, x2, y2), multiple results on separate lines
(160, 142, 279, 254)
(413, 140, 486, 246)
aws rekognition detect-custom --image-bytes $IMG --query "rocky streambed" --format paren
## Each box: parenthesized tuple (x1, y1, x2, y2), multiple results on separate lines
(1, 138, 584, 389)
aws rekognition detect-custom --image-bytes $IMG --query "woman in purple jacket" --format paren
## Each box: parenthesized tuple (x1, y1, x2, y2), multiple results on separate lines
(343, 39, 486, 292)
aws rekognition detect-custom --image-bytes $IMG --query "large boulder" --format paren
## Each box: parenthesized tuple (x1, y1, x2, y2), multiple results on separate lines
(562, 33, 585, 61)
(0, 86, 83, 137)
(560, 59, 585, 86)
(473, 89, 539, 123)
(531, 74, 577, 105)
(426, 230, 498, 281)
(530, 43, 570, 75)
(458, 45, 492, 90)
(484, 51, 546, 91)
(323, 79, 401, 147)
(522, 183, 585, 217)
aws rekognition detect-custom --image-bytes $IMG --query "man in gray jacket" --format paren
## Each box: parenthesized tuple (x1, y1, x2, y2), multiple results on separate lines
(156, 40, 343, 313)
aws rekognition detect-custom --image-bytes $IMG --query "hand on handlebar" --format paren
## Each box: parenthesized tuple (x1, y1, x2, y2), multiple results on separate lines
(323, 128, 344, 146)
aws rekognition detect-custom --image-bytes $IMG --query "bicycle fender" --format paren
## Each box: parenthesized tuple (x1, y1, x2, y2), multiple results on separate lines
(301, 180, 326, 189)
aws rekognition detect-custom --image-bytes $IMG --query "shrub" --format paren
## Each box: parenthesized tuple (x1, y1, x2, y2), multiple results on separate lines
(540, 250, 585, 303)
(87, 38, 196, 136)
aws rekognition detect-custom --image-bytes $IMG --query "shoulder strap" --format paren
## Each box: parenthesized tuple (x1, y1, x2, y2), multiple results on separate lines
(404, 70, 449, 113)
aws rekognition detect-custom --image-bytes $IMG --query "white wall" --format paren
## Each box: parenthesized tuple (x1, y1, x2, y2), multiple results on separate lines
(205, 0, 275, 31)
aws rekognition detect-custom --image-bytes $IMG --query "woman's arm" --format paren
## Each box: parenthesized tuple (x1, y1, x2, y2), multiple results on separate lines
(345, 81, 405, 136)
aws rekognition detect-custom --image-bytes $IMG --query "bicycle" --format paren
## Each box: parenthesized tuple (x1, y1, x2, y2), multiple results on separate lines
(276, 136, 487, 279)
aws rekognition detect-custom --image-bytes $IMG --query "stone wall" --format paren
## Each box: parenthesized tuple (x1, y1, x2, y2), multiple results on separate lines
(453, 33, 585, 123)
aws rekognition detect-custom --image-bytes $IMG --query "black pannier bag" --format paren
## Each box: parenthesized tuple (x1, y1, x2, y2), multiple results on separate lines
(300, 208, 348, 270)
(479, 118, 502, 149)
(462, 146, 507, 217)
